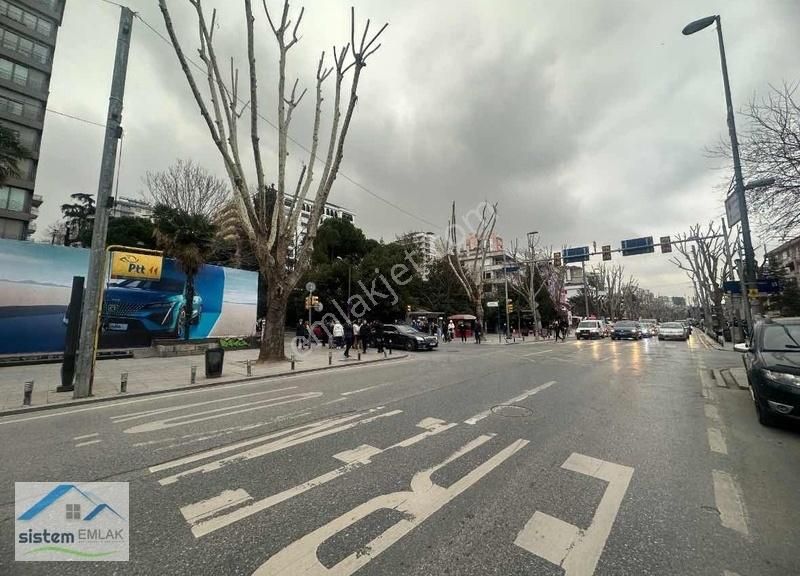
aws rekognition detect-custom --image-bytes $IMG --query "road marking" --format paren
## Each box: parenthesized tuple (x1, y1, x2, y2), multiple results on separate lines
(123, 392, 322, 434)
(321, 397, 347, 406)
(712, 470, 749, 535)
(156, 408, 403, 485)
(74, 439, 102, 447)
(184, 417, 458, 538)
(340, 382, 393, 396)
(699, 370, 716, 401)
(515, 453, 634, 576)
(523, 349, 553, 357)
(723, 571, 742, 576)
(252, 435, 528, 575)
(110, 387, 298, 422)
(464, 381, 556, 425)
(707, 427, 728, 454)
(72, 432, 99, 440)
(180, 488, 253, 526)
(704, 405, 720, 422)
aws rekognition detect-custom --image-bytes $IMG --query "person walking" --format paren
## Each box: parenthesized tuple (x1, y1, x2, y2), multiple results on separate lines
(360, 320, 371, 354)
(373, 320, 385, 353)
(343, 320, 354, 358)
(352, 320, 360, 350)
(294, 320, 306, 349)
(333, 320, 344, 348)
(474, 320, 482, 344)
(447, 319, 455, 342)
(559, 317, 568, 341)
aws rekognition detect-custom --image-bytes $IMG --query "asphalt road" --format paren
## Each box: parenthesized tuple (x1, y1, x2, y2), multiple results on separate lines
(1, 335, 798, 575)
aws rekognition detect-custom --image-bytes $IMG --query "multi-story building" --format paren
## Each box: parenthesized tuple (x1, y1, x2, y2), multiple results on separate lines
(0, 0, 66, 240)
(283, 198, 355, 261)
(111, 196, 153, 220)
(465, 232, 503, 253)
(766, 235, 800, 286)
(396, 231, 438, 277)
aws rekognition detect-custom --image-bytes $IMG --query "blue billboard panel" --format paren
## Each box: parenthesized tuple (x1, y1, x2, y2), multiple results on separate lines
(563, 246, 590, 264)
(0, 239, 257, 354)
(621, 236, 654, 257)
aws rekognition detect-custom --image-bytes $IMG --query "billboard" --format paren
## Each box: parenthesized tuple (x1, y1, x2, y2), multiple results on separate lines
(0, 239, 257, 355)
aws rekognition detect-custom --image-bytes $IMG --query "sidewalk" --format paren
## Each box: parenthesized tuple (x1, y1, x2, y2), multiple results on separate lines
(0, 342, 407, 414)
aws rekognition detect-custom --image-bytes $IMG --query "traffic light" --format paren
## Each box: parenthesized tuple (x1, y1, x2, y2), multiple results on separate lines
(553, 252, 562, 267)
(506, 299, 514, 313)
(602, 245, 612, 261)
(304, 296, 312, 309)
(406, 304, 412, 312)
(660, 236, 672, 253)
(311, 295, 319, 306)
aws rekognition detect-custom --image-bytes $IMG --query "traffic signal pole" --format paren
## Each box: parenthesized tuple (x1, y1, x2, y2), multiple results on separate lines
(73, 8, 134, 399)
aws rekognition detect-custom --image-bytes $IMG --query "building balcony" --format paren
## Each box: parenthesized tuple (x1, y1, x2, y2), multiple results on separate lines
(31, 193, 42, 206)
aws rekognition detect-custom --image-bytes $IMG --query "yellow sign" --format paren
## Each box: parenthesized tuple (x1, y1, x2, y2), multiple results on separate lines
(747, 288, 759, 298)
(110, 251, 163, 280)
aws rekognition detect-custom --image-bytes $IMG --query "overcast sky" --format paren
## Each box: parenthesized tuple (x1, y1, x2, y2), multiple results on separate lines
(35, 0, 800, 297)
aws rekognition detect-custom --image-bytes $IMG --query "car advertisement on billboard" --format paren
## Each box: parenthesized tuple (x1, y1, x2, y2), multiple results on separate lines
(0, 239, 257, 355)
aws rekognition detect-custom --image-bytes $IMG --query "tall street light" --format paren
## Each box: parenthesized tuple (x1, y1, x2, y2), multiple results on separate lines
(527, 231, 539, 339)
(682, 15, 758, 305)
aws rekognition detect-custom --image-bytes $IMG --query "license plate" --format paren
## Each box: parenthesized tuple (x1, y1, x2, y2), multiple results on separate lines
(108, 323, 128, 331)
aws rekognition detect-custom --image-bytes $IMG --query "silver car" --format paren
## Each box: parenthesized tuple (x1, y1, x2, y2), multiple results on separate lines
(658, 322, 688, 341)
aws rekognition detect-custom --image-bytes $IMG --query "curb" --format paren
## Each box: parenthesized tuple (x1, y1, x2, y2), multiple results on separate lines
(0, 353, 409, 417)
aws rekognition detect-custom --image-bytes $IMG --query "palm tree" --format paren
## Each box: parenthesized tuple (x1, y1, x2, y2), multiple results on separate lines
(0, 124, 26, 184)
(152, 204, 216, 340)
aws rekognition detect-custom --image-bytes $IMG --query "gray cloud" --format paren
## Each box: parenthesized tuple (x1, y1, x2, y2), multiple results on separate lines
(32, 0, 800, 298)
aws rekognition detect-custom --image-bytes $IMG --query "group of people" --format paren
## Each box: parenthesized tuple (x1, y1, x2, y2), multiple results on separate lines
(542, 317, 570, 341)
(295, 318, 387, 358)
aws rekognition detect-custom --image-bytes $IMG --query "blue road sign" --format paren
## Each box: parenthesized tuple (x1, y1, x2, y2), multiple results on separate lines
(563, 246, 590, 264)
(723, 280, 741, 294)
(757, 278, 781, 294)
(621, 236, 654, 257)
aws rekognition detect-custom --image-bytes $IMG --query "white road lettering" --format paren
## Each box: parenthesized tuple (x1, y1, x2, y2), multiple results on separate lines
(252, 435, 528, 575)
(74, 439, 102, 447)
(465, 381, 555, 424)
(157, 409, 402, 485)
(183, 417, 457, 538)
(515, 453, 634, 576)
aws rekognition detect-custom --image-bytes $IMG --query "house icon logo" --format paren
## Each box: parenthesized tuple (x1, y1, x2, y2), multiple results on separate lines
(15, 482, 129, 562)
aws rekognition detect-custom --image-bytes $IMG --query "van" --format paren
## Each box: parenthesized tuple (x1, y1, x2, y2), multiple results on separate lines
(576, 319, 604, 339)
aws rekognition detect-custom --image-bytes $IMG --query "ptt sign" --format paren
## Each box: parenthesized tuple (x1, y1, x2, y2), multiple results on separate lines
(110, 251, 163, 280)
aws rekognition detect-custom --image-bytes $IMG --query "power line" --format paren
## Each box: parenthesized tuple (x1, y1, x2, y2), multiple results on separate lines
(46, 108, 106, 128)
(131, 10, 442, 230)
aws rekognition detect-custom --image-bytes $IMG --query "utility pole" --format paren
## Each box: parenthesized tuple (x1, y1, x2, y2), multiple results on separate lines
(527, 231, 539, 339)
(721, 218, 743, 342)
(503, 248, 511, 339)
(73, 8, 134, 399)
(582, 259, 590, 318)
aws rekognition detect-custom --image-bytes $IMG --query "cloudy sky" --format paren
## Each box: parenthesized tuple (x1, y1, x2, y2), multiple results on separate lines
(35, 0, 800, 297)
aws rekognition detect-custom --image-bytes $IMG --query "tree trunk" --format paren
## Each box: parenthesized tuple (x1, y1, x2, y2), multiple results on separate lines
(184, 274, 194, 341)
(259, 283, 289, 362)
(474, 296, 484, 327)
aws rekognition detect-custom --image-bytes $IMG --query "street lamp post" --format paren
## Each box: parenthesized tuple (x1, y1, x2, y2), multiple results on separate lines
(683, 15, 758, 311)
(527, 231, 539, 339)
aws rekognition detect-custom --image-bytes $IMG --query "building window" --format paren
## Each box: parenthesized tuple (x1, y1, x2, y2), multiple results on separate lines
(0, 27, 50, 64)
(65, 503, 81, 520)
(0, 57, 44, 91)
(0, 185, 27, 211)
(0, 1, 54, 37)
(0, 216, 23, 239)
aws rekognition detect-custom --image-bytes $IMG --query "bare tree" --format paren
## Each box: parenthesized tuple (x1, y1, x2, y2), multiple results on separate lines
(144, 159, 230, 218)
(711, 82, 800, 242)
(443, 201, 497, 327)
(158, 1, 387, 361)
(509, 239, 561, 328)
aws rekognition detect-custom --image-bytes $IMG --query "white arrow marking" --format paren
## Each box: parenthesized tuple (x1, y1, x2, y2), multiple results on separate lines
(514, 453, 634, 576)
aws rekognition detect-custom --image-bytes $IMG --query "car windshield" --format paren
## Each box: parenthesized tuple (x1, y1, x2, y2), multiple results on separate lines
(662, 323, 682, 329)
(110, 278, 185, 293)
(397, 325, 422, 335)
(761, 324, 800, 351)
(616, 321, 637, 328)
(578, 321, 597, 328)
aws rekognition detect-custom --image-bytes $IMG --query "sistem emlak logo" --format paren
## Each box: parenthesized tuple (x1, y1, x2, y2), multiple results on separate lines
(15, 482, 129, 562)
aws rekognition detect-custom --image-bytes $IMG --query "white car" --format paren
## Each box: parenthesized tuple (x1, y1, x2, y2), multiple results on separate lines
(658, 322, 688, 341)
(576, 320, 604, 340)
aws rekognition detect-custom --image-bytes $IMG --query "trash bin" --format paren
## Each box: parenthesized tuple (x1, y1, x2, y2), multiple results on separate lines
(205, 347, 224, 378)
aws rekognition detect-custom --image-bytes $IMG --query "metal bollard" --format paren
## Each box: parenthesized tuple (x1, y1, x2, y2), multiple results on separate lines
(383, 350, 387, 358)
(246, 359, 252, 377)
(389, 347, 392, 355)
(328, 350, 332, 365)
(23, 380, 33, 406)
(190, 365, 197, 385)
(120, 372, 128, 394)
(357, 351, 361, 360)
(291, 354, 295, 370)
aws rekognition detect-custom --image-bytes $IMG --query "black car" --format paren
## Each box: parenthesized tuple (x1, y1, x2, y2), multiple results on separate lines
(383, 324, 438, 351)
(736, 318, 800, 426)
(611, 320, 642, 340)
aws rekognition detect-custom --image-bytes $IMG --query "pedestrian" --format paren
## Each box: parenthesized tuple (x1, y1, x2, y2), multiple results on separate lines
(333, 319, 344, 348)
(436, 322, 443, 343)
(302, 320, 311, 349)
(373, 320, 385, 353)
(552, 319, 560, 341)
(360, 319, 371, 354)
(559, 317, 568, 341)
(343, 320, 354, 358)
(352, 320, 360, 350)
(447, 319, 455, 342)
(294, 320, 305, 349)
(474, 320, 482, 344)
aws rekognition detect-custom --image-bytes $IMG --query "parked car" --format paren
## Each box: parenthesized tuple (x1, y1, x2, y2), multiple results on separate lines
(611, 320, 642, 340)
(576, 320, 604, 340)
(383, 324, 438, 351)
(658, 322, 688, 341)
(736, 318, 800, 426)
